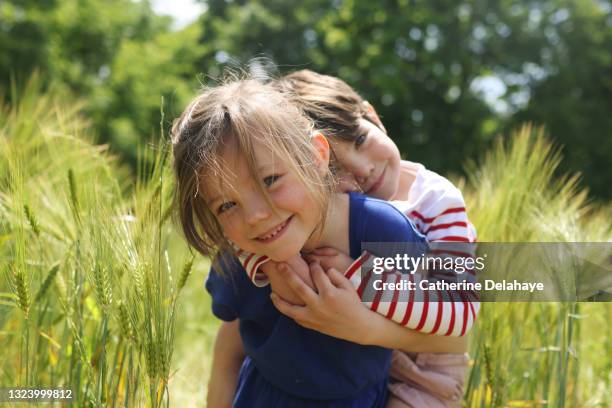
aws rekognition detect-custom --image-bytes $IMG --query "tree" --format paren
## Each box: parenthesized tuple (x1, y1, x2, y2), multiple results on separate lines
(0, 0, 204, 167)
(196, 0, 612, 199)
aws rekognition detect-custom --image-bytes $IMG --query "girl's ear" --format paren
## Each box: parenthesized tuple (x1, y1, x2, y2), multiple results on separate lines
(363, 101, 387, 133)
(311, 131, 330, 173)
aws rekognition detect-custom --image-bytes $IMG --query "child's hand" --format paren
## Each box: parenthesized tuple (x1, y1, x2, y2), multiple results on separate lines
(264, 255, 314, 306)
(284, 255, 315, 288)
(303, 247, 354, 274)
(270, 262, 376, 345)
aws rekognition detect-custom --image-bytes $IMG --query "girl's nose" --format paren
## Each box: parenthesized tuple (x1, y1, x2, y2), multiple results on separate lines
(244, 196, 271, 226)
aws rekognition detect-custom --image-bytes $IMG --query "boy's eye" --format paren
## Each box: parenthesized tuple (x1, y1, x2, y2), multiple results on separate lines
(218, 201, 236, 214)
(263, 174, 281, 187)
(354, 133, 367, 148)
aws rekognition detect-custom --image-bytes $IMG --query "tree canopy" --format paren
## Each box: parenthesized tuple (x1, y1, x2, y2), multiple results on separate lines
(1, 0, 610, 199)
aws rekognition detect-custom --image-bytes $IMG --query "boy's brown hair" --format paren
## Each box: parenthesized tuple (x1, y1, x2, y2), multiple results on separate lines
(275, 69, 382, 143)
(171, 77, 334, 259)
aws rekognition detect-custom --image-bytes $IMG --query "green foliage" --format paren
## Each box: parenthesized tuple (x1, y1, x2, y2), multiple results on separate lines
(0, 0, 204, 170)
(196, 0, 612, 200)
(1, 0, 610, 198)
(91, 21, 205, 165)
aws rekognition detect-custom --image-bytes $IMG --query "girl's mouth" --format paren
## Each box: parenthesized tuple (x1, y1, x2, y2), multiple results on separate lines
(255, 215, 293, 243)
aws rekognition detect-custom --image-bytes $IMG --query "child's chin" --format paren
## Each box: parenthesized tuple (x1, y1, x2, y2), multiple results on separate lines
(380, 181, 399, 200)
(271, 244, 304, 263)
(373, 186, 394, 200)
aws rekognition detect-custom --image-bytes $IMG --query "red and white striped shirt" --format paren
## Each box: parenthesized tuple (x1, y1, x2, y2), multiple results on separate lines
(236, 162, 479, 336)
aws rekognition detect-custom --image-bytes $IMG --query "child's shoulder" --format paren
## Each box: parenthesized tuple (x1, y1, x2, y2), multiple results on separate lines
(393, 162, 477, 241)
(347, 192, 420, 235)
(347, 191, 426, 259)
(348, 191, 408, 221)
(409, 161, 463, 197)
(393, 161, 467, 214)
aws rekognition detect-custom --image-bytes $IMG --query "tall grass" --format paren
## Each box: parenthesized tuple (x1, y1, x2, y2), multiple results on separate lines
(0, 83, 609, 406)
(460, 125, 611, 407)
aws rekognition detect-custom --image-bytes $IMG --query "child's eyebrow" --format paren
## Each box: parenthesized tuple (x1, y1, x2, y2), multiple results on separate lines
(206, 194, 222, 207)
(257, 163, 275, 173)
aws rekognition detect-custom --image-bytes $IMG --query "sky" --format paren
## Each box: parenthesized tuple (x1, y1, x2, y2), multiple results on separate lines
(150, 0, 206, 29)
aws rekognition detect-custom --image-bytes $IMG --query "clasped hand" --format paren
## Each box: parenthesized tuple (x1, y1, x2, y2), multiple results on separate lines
(264, 249, 376, 345)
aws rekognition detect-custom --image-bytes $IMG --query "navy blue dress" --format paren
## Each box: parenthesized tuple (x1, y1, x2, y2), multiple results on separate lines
(206, 193, 427, 407)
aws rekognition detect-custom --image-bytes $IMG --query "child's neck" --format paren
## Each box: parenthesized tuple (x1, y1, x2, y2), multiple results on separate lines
(393, 160, 421, 201)
(303, 193, 350, 254)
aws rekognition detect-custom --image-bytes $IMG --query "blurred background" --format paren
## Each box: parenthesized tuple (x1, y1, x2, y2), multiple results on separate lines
(2, 0, 611, 199)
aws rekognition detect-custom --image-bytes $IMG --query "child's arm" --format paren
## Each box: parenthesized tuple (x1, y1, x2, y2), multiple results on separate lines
(270, 263, 468, 353)
(234, 250, 315, 293)
(300, 246, 478, 337)
(235, 249, 271, 287)
(280, 192, 478, 337)
(234, 245, 318, 306)
(344, 250, 479, 336)
(207, 320, 244, 408)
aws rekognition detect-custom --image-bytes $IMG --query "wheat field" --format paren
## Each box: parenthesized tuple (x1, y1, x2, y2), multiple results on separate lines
(0, 81, 610, 407)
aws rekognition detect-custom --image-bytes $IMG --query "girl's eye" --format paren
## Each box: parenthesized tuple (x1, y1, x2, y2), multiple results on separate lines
(355, 133, 367, 149)
(218, 201, 236, 214)
(263, 174, 281, 187)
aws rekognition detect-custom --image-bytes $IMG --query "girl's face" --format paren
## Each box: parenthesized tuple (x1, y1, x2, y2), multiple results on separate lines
(204, 136, 328, 262)
(330, 118, 401, 200)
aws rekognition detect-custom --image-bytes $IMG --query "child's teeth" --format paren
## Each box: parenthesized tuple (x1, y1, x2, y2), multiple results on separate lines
(261, 220, 285, 240)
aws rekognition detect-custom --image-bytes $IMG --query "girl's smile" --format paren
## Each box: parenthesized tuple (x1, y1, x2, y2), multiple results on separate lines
(253, 215, 294, 242)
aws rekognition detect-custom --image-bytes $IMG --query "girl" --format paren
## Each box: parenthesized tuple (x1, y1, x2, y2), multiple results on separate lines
(171, 77, 430, 407)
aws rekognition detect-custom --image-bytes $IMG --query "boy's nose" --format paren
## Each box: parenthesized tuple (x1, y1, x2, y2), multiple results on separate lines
(355, 174, 368, 184)
(354, 164, 374, 184)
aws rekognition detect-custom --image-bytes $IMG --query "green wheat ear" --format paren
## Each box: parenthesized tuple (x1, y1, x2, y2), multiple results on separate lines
(92, 263, 113, 311)
(67, 168, 81, 222)
(23, 204, 41, 236)
(34, 262, 60, 302)
(10, 268, 30, 319)
(177, 256, 195, 292)
(117, 301, 135, 342)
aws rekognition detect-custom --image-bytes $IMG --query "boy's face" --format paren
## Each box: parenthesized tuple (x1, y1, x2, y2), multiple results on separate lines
(330, 118, 401, 200)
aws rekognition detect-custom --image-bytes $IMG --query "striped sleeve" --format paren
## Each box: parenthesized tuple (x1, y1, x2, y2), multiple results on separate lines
(235, 249, 270, 287)
(348, 168, 480, 336)
(345, 251, 479, 336)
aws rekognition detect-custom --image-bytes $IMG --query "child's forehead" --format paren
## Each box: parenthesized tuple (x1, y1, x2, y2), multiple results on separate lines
(202, 137, 286, 194)
(218, 135, 284, 169)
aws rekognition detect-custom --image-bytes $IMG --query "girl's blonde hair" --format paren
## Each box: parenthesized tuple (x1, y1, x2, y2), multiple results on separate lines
(171, 77, 334, 258)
